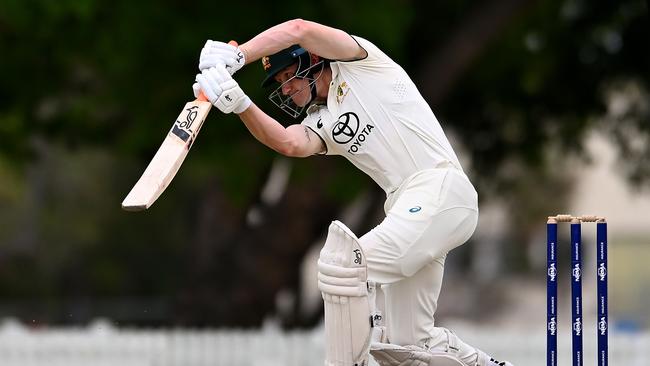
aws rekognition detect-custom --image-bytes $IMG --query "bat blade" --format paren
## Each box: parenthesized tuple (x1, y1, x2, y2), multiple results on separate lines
(121, 98, 212, 211)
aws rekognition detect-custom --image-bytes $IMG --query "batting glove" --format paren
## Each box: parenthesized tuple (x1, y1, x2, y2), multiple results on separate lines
(194, 66, 251, 114)
(199, 40, 245, 75)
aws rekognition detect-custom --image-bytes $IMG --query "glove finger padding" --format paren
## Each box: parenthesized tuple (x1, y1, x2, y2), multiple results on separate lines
(202, 39, 237, 52)
(199, 40, 245, 75)
(195, 73, 222, 105)
(195, 67, 228, 104)
(212, 66, 232, 82)
(196, 66, 251, 114)
(191, 82, 202, 99)
(201, 48, 238, 58)
(199, 54, 232, 71)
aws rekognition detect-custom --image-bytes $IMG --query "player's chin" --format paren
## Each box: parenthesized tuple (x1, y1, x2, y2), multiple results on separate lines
(292, 96, 310, 107)
(293, 91, 312, 107)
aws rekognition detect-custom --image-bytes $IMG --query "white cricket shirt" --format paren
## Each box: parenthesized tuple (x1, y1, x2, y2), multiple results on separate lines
(302, 36, 463, 194)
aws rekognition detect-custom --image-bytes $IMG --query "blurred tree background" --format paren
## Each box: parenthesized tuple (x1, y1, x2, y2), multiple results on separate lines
(0, 0, 647, 327)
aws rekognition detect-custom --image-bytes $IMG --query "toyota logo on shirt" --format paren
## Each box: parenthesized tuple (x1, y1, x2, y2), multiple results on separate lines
(332, 112, 360, 144)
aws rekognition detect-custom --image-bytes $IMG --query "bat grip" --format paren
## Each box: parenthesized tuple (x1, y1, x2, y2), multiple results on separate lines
(197, 40, 239, 103)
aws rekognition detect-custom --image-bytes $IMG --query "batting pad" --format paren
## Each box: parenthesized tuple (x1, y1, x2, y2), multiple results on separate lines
(318, 220, 372, 366)
(370, 343, 465, 366)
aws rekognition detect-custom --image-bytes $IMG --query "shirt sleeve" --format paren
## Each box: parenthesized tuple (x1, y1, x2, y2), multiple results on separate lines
(301, 104, 332, 155)
(336, 35, 394, 67)
(330, 35, 403, 85)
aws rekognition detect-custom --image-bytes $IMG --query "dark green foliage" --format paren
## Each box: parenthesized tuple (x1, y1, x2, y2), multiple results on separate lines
(0, 0, 647, 326)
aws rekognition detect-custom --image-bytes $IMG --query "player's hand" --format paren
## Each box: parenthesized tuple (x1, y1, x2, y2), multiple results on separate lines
(199, 40, 245, 75)
(194, 66, 251, 114)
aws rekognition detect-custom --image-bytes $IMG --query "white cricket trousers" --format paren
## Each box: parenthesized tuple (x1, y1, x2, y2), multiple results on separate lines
(359, 166, 478, 347)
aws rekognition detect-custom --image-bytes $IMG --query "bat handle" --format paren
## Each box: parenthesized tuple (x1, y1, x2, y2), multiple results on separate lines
(197, 91, 208, 102)
(197, 40, 239, 103)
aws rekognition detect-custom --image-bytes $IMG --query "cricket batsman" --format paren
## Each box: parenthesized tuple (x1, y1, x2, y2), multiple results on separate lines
(193, 19, 515, 366)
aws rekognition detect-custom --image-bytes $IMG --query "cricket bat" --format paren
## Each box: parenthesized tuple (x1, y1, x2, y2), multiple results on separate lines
(121, 41, 238, 211)
(121, 92, 212, 211)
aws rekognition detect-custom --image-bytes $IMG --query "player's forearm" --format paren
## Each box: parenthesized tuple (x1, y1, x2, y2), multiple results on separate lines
(237, 103, 298, 155)
(239, 19, 364, 64)
(239, 20, 305, 64)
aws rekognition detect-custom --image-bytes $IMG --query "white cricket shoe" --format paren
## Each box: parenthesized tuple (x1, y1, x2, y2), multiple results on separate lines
(477, 352, 515, 366)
